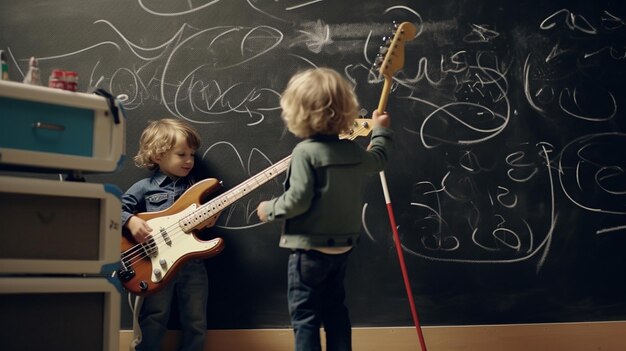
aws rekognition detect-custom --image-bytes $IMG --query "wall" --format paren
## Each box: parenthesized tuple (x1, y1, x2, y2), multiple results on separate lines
(1, 0, 625, 331)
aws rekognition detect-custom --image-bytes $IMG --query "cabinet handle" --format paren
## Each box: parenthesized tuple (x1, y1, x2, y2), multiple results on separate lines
(33, 122, 65, 131)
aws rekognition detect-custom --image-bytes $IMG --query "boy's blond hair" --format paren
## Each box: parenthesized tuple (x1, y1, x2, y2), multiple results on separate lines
(134, 118, 201, 170)
(280, 68, 360, 138)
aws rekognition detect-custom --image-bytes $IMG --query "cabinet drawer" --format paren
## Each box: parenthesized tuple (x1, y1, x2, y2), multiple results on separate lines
(0, 96, 94, 156)
(0, 80, 125, 173)
(0, 277, 120, 351)
(0, 175, 122, 275)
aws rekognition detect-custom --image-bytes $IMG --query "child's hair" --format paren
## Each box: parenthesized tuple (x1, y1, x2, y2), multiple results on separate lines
(134, 118, 201, 170)
(280, 67, 360, 138)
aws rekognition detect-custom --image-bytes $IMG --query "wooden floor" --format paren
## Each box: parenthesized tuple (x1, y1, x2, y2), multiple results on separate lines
(118, 321, 626, 351)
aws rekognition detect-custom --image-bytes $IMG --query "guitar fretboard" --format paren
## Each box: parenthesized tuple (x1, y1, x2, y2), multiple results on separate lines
(179, 155, 291, 231)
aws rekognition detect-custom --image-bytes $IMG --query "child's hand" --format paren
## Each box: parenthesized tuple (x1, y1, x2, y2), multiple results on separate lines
(257, 201, 270, 222)
(372, 110, 391, 128)
(126, 216, 153, 243)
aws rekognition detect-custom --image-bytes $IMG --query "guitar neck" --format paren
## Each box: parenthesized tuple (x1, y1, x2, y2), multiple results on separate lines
(180, 155, 292, 231)
(377, 77, 392, 113)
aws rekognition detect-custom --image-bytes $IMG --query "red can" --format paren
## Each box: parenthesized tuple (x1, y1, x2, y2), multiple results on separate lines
(64, 71, 78, 92)
(48, 69, 66, 90)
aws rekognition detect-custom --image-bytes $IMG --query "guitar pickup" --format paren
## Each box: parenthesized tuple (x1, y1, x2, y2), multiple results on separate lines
(160, 227, 172, 246)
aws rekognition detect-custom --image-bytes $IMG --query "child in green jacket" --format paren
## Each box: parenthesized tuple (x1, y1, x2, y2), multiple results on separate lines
(257, 67, 392, 351)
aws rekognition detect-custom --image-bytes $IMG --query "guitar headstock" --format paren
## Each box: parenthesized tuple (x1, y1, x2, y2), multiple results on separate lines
(339, 118, 373, 140)
(374, 21, 417, 80)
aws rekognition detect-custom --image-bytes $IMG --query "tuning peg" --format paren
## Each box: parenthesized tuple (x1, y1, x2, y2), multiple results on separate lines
(379, 46, 388, 55)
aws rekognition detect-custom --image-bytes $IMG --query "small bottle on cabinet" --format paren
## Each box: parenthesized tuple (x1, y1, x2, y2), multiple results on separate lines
(23, 57, 41, 85)
(0, 50, 8, 80)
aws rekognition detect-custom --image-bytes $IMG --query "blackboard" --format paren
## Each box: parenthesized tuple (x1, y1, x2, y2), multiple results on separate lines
(1, 0, 625, 329)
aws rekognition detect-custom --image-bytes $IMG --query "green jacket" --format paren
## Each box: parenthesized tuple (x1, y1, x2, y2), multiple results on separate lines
(262, 126, 393, 249)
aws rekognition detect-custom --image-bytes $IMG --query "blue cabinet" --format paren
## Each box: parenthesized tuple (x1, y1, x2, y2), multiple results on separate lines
(0, 80, 125, 173)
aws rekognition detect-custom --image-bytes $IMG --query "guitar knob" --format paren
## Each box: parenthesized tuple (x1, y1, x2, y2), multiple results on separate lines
(153, 269, 162, 278)
(159, 258, 167, 268)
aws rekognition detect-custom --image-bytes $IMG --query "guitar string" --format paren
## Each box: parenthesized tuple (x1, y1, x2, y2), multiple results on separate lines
(121, 122, 371, 272)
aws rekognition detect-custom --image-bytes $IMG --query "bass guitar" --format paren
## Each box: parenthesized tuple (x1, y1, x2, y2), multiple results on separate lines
(117, 119, 373, 296)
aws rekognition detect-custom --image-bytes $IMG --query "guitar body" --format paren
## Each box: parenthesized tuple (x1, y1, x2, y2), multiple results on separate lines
(118, 178, 226, 296)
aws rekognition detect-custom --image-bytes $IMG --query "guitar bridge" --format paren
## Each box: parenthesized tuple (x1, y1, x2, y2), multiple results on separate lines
(118, 248, 136, 282)
(117, 267, 135, 282)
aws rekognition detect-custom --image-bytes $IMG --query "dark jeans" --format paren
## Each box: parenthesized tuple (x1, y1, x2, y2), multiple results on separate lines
(288, 249, 352, 351)
(136, 259, 208, 351)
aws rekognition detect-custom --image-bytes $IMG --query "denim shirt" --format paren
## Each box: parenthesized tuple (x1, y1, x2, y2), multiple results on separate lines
(121, 170, 195, 226)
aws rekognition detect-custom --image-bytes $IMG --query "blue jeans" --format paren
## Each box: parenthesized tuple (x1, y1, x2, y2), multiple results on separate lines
(288, 249, 352, 351)
(136, 259, 208, 351)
